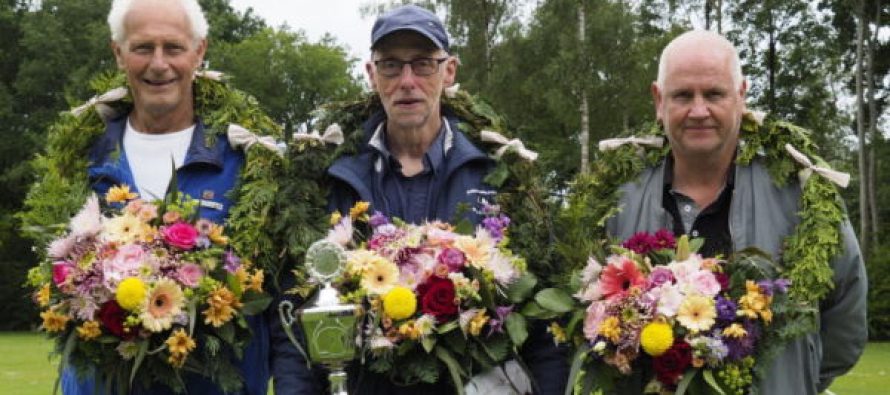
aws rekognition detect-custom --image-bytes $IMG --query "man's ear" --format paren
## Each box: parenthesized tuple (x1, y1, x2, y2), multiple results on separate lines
(651, 82, 664, 123)
(365, 60, 377, 91)
(111, 40, 126, 70)
(442, 56, 457, 87)
(194, 38, 208, 69)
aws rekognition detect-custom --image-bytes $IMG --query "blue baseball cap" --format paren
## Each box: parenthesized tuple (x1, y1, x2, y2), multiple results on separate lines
(371, 5, 449, 53)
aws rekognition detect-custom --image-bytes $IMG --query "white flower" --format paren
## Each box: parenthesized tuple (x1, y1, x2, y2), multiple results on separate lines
(581, 256, 603, 285)
(369, 335, 395, 352)
(47, 235, 76, 259)
(486, 250, 518, 285)
(70, 195, 103, 238)
(116, 341, 140, 360)
(655, 284, 684, 317)
(325, 217, 353, 246)
(459, 308, 481, 334)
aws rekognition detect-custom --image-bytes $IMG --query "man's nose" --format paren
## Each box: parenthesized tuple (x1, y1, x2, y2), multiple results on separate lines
(149, 48, 169, 71)
(395, 64, 419, 89)
(689, 96, 709, 118)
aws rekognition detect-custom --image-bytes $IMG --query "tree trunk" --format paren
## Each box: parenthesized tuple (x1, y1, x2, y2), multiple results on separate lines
(867, 0, 881, 250)
(767, 5, 776, 113)
(578, 0, 589, 174)
(716, 0, 723, 33)
(705, 0, 712, 30)
(855, 2, 868, 252)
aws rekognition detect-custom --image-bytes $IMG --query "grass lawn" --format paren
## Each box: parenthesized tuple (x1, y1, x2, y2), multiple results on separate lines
(0, 331, 886, 394)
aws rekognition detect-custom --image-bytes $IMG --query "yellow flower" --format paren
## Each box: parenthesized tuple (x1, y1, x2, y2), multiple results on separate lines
(103, 213, 150, 244)
(40, 309, 69, 332)
(383, 287, 417, 320)
(349, 201, 370, 220)
(36, 284, 51, 307)
(234, 266, 250, 289)
(140, 279, 184, 332)
(207, 224, 229, 245)
(739, 281, 773, 323)
(676, 295, 717, 333)
(640, 321, 673, 356)
(548, 322, 567, 344)
(77, 321, 102, 340)
(203, 286, 241, 327)
(454, 235, 491, 268)
(106, 185, 138, 204)
(116, 277, 147, 311)
(469, 310, 489, 337)
(360, 257, 400, 296)
(247, 269, 265, 293)
(166, 328, 196, 355)
(330, 211, 343, 226)
(722, 323, 748, 338)
(598, 316, 621, 343)
(168, 351, 187, 368)
(398, 321, 422, 340)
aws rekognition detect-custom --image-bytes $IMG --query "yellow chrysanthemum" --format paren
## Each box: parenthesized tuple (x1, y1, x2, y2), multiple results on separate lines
(723, 323, 748, 338)
(141, 279, 184, 332)
(103, 213, 150, 244)
(168, 352, 188, 368)
(116, 277, 147, 311)
(360, 258, 400, 296)
(330, 211, 343, 226)
(234, 266, 250, 289)
(598, 316, 622, 343)
(203, 286, 241, 327)
(166, 328, 196, 355)
(469, 310, 489, 337)
(383, 287, 417, 320)
(739, 281, 773, 323)
(346, 250, 383, 275)
(677, 295, 717, 333)
(106, 185, 138, 204)
(640, 321, 674, 356)
(77, 320, 102, 340)
(548, 322, 567, 344)
(349, 201, 370, 220)
(40, 310, 69, 332)
(207, 224, 229, 245)
(37, 284, 51, 307)
(247, 269, 265, 293)
(398, 321, 422, 340)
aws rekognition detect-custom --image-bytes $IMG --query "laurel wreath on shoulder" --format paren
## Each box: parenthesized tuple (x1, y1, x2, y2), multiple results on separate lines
(559, 111, 847, 321)
(18, 71, 286, 276)
(274, 86, 560, 295)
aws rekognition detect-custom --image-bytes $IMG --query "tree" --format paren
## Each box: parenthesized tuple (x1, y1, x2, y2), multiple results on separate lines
(212, 27, 362, 134)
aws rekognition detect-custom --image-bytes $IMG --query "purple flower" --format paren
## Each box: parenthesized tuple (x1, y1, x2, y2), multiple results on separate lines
(622, 232, 658, 255)
(482, 214, 511, 243)
(437, 247, 466, 271)
(224, 250, 241, 273)
(480, 200, 501, 216)
(774, 279, 791, 293)
(369, 211, 389, 227)
(653, 229, 676, 250)
(724, 320, 761, 361)
(487, 305, 513, 336)
(715, 296, 737, 322)
(648, 267, 674, 288)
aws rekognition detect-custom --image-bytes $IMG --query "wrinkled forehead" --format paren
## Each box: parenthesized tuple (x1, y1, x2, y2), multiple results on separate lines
(372, 31, 442, 59)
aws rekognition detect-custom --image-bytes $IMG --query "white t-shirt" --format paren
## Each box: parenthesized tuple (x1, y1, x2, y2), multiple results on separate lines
(123, 120, 195, 200)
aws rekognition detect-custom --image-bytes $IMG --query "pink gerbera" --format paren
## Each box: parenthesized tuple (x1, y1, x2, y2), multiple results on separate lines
(599, 256, 647, 300)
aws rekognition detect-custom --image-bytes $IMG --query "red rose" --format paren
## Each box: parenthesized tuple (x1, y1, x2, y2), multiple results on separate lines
(162, 222, 199, 250)
(98, 300, 135, 340)
(653, 340, 692, 386)
(417, 276, 458, 323)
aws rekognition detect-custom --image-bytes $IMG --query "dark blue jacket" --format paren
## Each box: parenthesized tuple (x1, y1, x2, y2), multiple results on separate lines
(62, 115, 270, 395)
(271, 111, 568, 394)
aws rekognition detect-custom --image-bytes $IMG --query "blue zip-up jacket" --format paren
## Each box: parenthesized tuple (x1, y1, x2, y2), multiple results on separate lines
(271, 110, 568, 395)
(61, 114, 270, 395)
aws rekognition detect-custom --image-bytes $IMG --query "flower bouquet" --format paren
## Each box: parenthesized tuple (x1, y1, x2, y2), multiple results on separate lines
(561, 230, 805, 395)
(28, 185, 271, 393)
(299, 201, 540, 392)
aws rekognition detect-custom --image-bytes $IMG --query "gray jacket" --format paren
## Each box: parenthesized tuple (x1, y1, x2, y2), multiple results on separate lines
(606, 157, 867, 394)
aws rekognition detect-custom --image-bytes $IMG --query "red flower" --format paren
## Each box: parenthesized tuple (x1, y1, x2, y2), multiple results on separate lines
(622, 232, 657, 254)
(98, 300, 136, 340)
(653, 229, 677, 250)
(417, 277, 458, 323)
(599, 257, 647, 300)
(162, 222, 199, 250)
(654, 340, 692, 386)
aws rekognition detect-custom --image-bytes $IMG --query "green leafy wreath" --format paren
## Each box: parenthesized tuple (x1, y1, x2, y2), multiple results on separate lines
(18, 71, 286, 275)
(559, 111, 846, 319)
(273, 87, 560, 389)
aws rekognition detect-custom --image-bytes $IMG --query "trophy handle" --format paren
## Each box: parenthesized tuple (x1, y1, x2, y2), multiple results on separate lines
(278, 300, 312, 368)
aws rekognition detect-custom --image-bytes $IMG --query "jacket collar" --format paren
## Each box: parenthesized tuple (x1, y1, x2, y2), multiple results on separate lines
(89, 113, 224, 169)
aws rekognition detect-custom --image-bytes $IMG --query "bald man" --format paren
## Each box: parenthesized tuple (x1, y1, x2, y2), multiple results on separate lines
(604, 30, 866, 394)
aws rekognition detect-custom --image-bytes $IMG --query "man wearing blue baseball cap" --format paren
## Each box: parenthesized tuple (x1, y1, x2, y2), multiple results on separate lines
(270, 4, 568, 394)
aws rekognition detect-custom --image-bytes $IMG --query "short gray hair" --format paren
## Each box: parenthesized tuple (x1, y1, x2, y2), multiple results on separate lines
(655, 30, 743, 90)
(108, 0, 208, 44)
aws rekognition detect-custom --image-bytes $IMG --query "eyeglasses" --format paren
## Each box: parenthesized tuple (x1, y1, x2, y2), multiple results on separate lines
(373, 57, 449, 78)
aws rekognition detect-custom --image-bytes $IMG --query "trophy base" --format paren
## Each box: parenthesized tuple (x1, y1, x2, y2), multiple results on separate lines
(329, 370, 348, 395)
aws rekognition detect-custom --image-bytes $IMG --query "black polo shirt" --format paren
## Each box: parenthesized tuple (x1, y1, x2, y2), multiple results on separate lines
(662, 155, 735, 258)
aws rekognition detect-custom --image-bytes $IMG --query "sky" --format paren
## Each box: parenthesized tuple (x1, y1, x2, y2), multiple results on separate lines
(228, 0, 377, 74)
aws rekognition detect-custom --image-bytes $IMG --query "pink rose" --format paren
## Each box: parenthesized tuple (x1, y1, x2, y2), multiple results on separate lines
(177, 263, 204, 287)
(162, 222, 199, 250)
(689, 270, 721, 297)
(583, 301, 607, 341)
(103, 244, 146, 284)
(52, 261, 72, 286)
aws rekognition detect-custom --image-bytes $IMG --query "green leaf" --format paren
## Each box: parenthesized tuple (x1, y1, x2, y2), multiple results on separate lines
(483, 161, 510, 187)
(226, 273, 243, 298)
(534, 288, 575, 313)
(519, 301, 559, 320)
(505, 272, 538, 304)
(129, 340, 149, 386)
(437, 320, 459, 334)
(504, 313, 528, 347)
(421, 336, 436, 353)
(435, 347, 467, 395)
(675, 368, 699, 395)
(702, 370, 727, 395)
(565, 343, 590, 395)
(240, 294, 272, 315)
